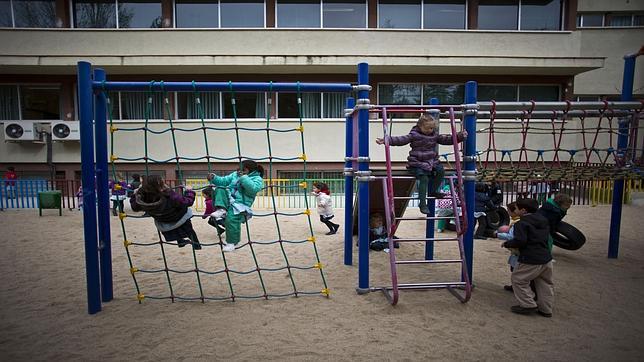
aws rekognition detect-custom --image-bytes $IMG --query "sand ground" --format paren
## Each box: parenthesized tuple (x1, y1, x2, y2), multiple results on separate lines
(1, 204, 643, 361)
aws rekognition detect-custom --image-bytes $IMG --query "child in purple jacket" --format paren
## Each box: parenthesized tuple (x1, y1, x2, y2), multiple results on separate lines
(109, 176, 128, 216)
(376, 112, 467, 214)
(130, 175, 202, 250)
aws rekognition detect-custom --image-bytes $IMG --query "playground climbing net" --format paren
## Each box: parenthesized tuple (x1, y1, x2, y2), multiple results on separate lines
(106, 82, 330, 302)
(438, 100, 643, 182)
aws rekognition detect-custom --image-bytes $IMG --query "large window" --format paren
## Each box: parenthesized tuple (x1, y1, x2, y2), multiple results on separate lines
(222, 93, 266, 118)
(118, 0, 162, 28)
(119, 92, 164, 120)
(518, 85, 559, 101)
(220, 0, 264, 27)
(478, 85, 517, 101)
(177, 92, 220, 119)
(74, 0, 117, 28)
(379, 84, 422, 105)
(423, 84, 464, 104)
(175, 0, 218, 28)
(423, 0, 465, 30)
(478, 0, 518, 30)
(520, 0, 561, 31)
(11, 0, 56, 27)
(323, 0, 366, 28)
(379, 0, 421, 29)
(277, 93, 321, 118)
(0, 85, 61, 120)
(0, 0, 13, 27)
(576, 13, 603, 27)
(277, 0, 320, 28)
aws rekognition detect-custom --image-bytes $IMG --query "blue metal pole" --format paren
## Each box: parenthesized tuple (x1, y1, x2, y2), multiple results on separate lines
(78, 61, 102, 314)
(608, 53, 638, 258)
(425, 97, 439, 260)
(463, 81, 477, 280)
(344, 97, 356, 266)
(94, 68, 113, 302)
(357, 62, 370, 293)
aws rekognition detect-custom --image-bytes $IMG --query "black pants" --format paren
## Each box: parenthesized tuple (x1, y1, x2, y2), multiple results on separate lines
(320, 215, 339, 232)
(475, 215, 495, 237)
(112, 200, 124, 215)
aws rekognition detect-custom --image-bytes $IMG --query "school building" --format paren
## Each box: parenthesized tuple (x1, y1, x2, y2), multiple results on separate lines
(0, 0, 642, 182)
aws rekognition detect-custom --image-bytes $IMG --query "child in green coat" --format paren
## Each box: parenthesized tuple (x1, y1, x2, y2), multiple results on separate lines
(207, 160, 265, 252)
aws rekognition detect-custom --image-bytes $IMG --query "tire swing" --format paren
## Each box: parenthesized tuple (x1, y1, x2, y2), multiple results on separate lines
(552, 221, 586, 250)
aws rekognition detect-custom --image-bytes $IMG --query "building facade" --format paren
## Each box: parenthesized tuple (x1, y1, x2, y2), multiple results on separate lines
(1, 0, 642, 181)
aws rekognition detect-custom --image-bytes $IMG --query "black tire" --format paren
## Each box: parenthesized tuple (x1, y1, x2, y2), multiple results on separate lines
(552, 221, 586, 251)
(486, 210, 501, 229)
(497, 207, 510, 226)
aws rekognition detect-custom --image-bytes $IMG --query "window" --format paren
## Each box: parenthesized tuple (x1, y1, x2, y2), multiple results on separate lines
(118, 0, 162, 28)
(478, 85, 517, 101)
(21, 86, 60, 119)
(379, 84, 422, 105)
(277, 0, 320, 28)
(119, 92, 164, 120)
(0, 85, 19, 120)
(73, 0, 117, 28)
(323, 93, 347, 118)
(606, 14, 632, 27)
(12, 0, 56, 28)
(177, 92, 220, 119)
(323, 0, 366, 28)
(423, 0, 465, 30)
(378, 0, 421, 29)
(222, 93, 266, 118)
(175, 0, 218, 28)
(423, 84, 464, 104)
(0, 0, 12, 27)
(220, 0, 264, 28)
(478, 0, 518, 30)
(520, 0, 561, 31)
(518, 85, 559, 101)
(278, 93, 321, 118)
(635, 15, 644, 26)
(577, 13, 602, 27)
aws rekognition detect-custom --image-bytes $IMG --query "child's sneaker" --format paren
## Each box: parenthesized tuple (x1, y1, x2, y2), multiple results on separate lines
(177, 239, 190, 248)
(192, 241, 202, 250)
(222, 243, 236, 252)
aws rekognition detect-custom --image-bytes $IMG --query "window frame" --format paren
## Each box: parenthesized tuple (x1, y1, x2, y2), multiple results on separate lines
(0, 83, 63, 121)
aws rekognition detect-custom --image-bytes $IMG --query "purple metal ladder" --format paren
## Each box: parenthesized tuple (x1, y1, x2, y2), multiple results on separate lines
(374, 106, 472, 305)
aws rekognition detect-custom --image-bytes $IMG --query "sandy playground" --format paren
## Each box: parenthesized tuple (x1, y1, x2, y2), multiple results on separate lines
(1, 204, 643, 361)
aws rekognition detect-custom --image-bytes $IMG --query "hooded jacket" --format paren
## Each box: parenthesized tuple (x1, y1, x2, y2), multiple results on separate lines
(209, 171, 263, 208)
(388, 126, 466, 172)
(130, 188, 195, 223)
(503, 213, 552, 265)
(537, 198, 567, 235)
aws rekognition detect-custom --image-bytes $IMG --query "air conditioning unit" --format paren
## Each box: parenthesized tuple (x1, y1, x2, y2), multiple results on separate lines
(3, 121, 42, 142)
(51, 121, 80, 141)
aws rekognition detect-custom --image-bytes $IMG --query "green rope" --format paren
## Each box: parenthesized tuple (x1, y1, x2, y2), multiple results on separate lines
(194, 81, 212, 174)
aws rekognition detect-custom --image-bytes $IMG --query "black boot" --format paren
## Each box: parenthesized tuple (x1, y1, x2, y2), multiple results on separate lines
(418, 176, 429, 214)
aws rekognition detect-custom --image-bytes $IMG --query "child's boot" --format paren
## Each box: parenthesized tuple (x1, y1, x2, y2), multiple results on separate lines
(418, 176, 429, 214)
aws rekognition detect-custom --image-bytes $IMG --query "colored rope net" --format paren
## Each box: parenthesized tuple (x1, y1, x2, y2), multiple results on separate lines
(105, 83, 329, 303)
(441, 101, 643, 182)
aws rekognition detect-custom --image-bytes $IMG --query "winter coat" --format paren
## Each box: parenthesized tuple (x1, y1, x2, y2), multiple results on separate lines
(537, 198, 567, 235)
(388, 126, 466, 172)
(474, 191, 495, 212)
(314, 191, 334, 217)
(130, 188, 195, 224)
(503, 213, 552, 265)
(209, 171, 263, 208)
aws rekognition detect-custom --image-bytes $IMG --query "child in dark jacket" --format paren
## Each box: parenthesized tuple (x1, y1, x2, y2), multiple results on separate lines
(130, 175, 202, 250)
(474, 182, 496, 239)
(502, 198, 554, 317)
(537, 193, 572, 251)
(376, 112, 466, 214)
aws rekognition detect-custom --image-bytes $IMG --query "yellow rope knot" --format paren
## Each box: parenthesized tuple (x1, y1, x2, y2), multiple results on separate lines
(303, 209, 311, 216)
(136, 294, 145, 302)
(298, 154, 307, 161)
(130, 267, 139, 275)
(299, 181, 307, 189)
(110, 155, 118, 162)
(314, 262, 323, 270)
(123, 240, 132, 248)
(321, 288, 330, 296)
(114, 184, 122, 190)
(295, 125, 304, 132)
(118, 212, 127, 220)
(307, 236, 316, 243)
(110, 126, 118, 133)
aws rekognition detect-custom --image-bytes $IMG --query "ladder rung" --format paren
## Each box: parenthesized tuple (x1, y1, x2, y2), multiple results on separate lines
(394, 216, 454, 221)
(395, 237, 459, 242)
(396, 259, 463, 265)
(397, 282, 467, 289)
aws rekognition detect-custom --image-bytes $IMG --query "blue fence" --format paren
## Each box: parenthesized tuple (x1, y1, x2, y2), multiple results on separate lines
(0, 179, 52, 209)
